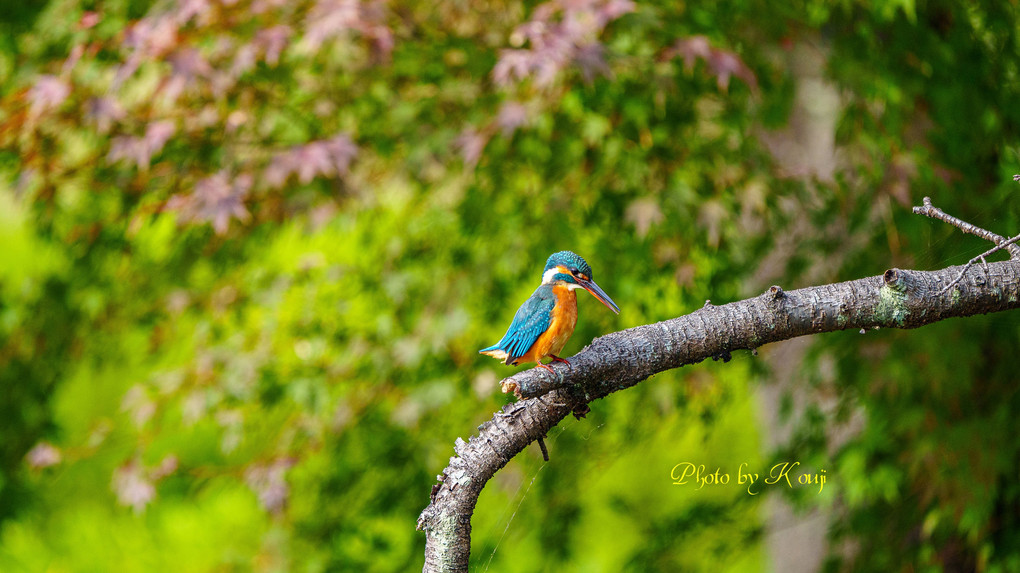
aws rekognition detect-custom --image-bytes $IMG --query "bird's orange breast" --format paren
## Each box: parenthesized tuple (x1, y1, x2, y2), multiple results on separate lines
(517, 285, 577, 364)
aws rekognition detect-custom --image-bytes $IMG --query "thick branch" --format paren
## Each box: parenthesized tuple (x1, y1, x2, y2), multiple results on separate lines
(418, 259, 1020, 571)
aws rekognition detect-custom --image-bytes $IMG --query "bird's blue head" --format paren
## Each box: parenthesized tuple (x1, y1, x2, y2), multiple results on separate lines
(542, 251, 620, 314)
(543, 251, 592, 283)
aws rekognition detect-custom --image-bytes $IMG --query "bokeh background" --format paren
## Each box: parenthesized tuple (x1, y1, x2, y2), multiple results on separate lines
(2, 0, 1020, 571)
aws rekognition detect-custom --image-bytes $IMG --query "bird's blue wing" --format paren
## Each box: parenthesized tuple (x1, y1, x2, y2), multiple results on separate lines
(480, 287, 555, 363)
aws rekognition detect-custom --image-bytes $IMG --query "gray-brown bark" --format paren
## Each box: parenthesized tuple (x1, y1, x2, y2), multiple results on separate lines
(417, 256, 1020, 572)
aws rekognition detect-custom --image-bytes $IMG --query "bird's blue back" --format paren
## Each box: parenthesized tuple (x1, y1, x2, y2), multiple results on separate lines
(479, 284, 556, 363)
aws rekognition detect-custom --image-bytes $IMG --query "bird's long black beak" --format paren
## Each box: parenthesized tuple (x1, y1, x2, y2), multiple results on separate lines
(577, 277, 620, 314)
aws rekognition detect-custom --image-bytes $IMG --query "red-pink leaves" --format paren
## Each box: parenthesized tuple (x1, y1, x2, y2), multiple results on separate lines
(28, 75, 70, 117)
(496, 101, 530, 137)
(108, 120, 177, 170)
(167, 171, 253, 234)
(493, 0, 634, 88)
(661, 35, 758, 93)
(455, 128, 489, 166)
(264, 134, 359, 188)
(302, 0, 393, 57)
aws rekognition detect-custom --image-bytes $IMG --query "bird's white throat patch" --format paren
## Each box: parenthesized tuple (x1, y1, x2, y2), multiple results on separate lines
(541, 266, 562, 285)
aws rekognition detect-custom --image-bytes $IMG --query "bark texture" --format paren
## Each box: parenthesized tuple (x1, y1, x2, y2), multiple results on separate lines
(417, 259, 1020, 572)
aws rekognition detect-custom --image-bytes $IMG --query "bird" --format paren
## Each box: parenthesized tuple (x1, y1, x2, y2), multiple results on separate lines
(479, 251, 620, 373)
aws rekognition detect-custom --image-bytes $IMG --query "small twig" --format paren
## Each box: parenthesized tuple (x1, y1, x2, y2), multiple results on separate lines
(939, 232, 1020, 294)
(536, 436, 549, 461)
(913, 194, 1020, 293)
(912, 196, 1020, 258)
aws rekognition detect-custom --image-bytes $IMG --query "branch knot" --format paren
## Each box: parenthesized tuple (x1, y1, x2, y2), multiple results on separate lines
(883, 268, 905, 291)
(767, 285, 785, 302)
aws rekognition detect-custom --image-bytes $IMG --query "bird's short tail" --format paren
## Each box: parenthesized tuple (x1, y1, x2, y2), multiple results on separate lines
(478, 345, 511, 363)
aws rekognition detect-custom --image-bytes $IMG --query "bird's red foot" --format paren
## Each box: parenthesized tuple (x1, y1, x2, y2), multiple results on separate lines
(549, 355, 572, 368)
(536, 362, 556, 374)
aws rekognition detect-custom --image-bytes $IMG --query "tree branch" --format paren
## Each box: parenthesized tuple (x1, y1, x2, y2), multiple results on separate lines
(935, 234, 1020, 294)
(912, 196, 1020, 258)
(418, 201, 1020, 573)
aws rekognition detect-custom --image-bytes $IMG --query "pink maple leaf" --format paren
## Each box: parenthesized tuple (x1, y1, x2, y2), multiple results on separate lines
(303, 0, 392, 57)
(193, 171, 252, 234)
(263, 134, 358, 189)
(107, 120, 176, 170)
(303, 0, 365, 52)
(245, 458, 294, 514)
(707, 50, 758, 92)
(166, 171, 252, 234)
(662, 35, 758, 93)
(28, 75, 70, 117)
(497, 101, 530, 136)
(112, 461, 156, 513)
(493, 50, 533, 87)
(455, 128, 489, 166)
(493, 0, 631, 88)
(26, 442, 62, 469)
(665, 35, 713, 71)
(255, 25, 292, 66)
(86, 97, 126, 133)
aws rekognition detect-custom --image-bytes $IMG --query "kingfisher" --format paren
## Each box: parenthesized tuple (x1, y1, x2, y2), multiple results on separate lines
(479, 251, 620, 373)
